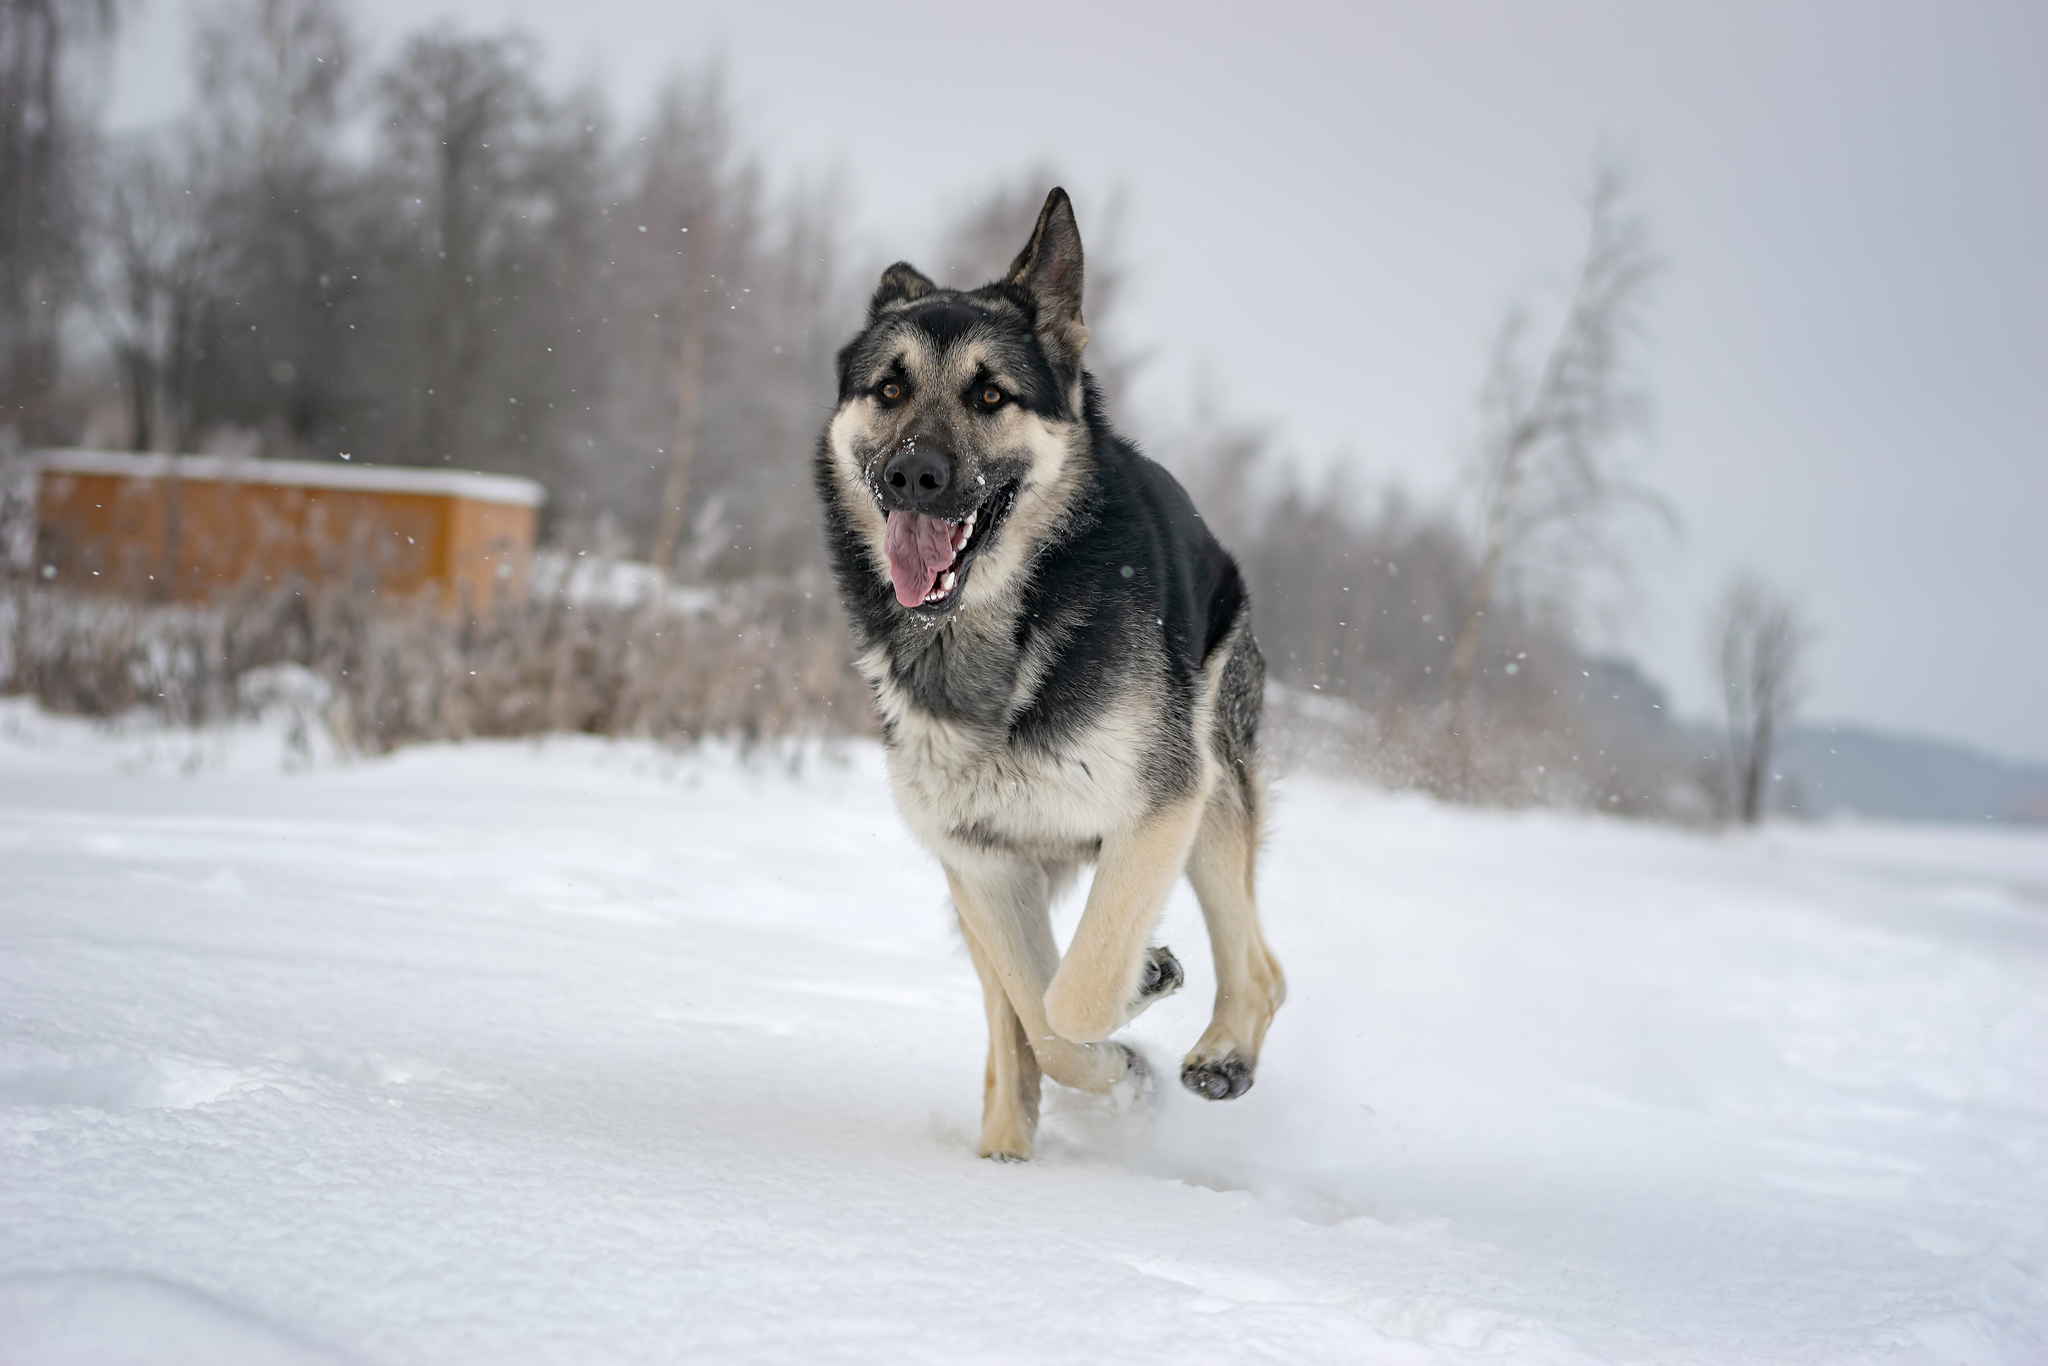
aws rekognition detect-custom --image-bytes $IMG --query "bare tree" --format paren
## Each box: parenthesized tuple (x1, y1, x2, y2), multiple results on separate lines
(647, 208, 715, 577)
(91, 134, 223, 453)
(182, 0, 356, 454)
(1446, 159, 1670, 721)
(635, 75, 731, 576)
(1714, 572, 1815, 825)
(376, 30, 545, 466)
(0, 0, 113, 437)
(602, 81, 854, 580)
(190, 0, 349, 174)
(366, 28, 605, 471)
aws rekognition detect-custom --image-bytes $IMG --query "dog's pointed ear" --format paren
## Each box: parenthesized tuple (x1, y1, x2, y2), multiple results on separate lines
(1005, 188, 1089, 366)
(868, 261, 936, 322)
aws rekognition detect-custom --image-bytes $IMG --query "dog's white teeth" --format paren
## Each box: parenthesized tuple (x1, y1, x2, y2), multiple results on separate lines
(941, 571, 956, 592)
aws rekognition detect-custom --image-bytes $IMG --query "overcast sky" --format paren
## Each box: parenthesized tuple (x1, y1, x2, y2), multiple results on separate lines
(106, 0, 2048, 761)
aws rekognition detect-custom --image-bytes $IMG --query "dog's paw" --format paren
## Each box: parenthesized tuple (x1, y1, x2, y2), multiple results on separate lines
(1133, 945, 1184, 1006)
(977, 1107, 1036, 1162)
(977, 1125, 1033, 1162)
(1180, 1051, 1255, 1101)
(1110, 1043, 1154, 1113)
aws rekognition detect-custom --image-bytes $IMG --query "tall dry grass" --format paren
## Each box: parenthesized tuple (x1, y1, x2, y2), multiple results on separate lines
(0, 556, 873, 753)
(1, 547, 1706, 818)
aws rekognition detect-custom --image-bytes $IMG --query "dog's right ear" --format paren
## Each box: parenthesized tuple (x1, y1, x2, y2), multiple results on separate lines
(868, 261, 936, 322)
(1005, 188, 1088, 372)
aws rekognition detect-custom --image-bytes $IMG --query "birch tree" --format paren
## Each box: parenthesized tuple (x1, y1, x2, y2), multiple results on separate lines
(1446, 160, 1670, 721)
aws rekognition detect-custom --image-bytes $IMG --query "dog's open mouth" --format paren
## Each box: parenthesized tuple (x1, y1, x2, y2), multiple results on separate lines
(883, 483, 1017, 612)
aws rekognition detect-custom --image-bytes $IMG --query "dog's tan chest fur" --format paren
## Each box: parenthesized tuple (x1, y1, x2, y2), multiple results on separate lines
(871, 661, 1161, 864)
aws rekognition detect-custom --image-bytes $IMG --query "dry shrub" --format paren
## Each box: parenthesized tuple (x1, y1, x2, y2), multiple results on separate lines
(1, 545, 1706, 820)
(1265, 676, 1709, 821)
(1, 559, 874, 752)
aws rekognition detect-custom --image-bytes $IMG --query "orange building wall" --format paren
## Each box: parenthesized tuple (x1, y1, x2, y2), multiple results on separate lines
(446, 496, 538, 609)
(35, 468, 535, 610)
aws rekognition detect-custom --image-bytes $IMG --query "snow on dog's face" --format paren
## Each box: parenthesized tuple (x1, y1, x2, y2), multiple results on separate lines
(823, 190, 1091, 618)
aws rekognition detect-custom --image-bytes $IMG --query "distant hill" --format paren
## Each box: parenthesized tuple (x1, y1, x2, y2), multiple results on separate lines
(1774, 724, 2048, 824)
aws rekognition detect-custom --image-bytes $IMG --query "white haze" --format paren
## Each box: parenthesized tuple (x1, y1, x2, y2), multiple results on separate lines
(104, 0, 2048, 762)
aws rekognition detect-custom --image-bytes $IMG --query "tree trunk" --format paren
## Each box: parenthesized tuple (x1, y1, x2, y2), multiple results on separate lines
(1446, 420, 1530, 720)
(1445, 538, 1502, 712)
(1741, 713, 1772, 825)
(650, 211, 716, 578)
(122, 346, 153, 452)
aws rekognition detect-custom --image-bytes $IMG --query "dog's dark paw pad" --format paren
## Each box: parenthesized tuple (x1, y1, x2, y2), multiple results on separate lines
(1180, 1053, 1255, 1101)
(1135, 945, 1184, 1002)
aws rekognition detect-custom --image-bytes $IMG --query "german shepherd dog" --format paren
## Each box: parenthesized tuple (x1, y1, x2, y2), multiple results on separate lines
(815, 189, 1284, 1160)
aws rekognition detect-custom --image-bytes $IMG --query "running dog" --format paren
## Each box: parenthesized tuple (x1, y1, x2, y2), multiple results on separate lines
(814, 188, 1284, 1160)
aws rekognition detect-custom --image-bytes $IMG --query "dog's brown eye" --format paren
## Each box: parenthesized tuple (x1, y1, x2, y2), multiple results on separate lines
(980, 386, 1003, 408)
(880, 382, 902, 401)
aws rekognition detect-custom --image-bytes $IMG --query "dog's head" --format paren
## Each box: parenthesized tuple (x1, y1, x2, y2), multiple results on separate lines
(822, 188, 1092, 617)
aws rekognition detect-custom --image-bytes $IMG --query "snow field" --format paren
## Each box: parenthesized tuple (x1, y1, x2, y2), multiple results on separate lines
(0, 698, 2043, 1364)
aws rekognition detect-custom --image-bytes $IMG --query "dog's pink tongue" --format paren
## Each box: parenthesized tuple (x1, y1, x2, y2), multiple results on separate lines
(884, 511, 957, 607)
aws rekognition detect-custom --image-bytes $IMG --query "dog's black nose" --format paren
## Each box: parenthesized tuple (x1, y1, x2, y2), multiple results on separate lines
(882, 443, 950, 507)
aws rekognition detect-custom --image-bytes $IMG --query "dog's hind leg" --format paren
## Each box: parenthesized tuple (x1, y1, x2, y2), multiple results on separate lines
(956, 908, 1041, 1161)
(1043, 794, 1208, 1045)
(1181, 778, 1285, 1100)
(946, 861, 1137, 1136)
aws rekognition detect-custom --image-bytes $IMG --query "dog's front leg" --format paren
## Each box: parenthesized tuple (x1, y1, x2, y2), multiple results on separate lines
(1043, 795, 1207, 1044)
(956, 907, 1041, 1161)
(946, 861, 1136, 1125)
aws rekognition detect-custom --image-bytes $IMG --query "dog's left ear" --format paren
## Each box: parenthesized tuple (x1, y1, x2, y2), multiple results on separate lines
(869, 261, 937, 322)
(1006, 188, 1089, 368)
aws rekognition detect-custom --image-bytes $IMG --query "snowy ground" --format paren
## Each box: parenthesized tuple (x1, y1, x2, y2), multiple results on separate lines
(2, 699, 2044, 1365)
